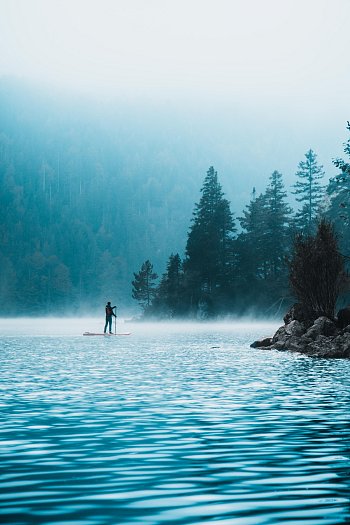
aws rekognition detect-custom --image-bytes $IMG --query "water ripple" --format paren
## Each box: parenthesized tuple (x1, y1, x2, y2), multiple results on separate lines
(0, 320, 350, 524)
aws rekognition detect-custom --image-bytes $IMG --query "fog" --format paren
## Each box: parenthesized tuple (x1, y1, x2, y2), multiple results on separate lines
(0, 318, 280, 338)
(1, 0, 350, 104)
(1, 0, 349, 185)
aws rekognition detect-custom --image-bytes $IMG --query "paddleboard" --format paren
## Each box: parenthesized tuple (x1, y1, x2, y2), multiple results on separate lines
(83, 332, 131, 336)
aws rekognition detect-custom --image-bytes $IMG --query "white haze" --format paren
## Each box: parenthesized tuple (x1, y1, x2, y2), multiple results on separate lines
(0, 318, 280, 338)
(0, 0, 349, 108)
(1, 1, 350, 191)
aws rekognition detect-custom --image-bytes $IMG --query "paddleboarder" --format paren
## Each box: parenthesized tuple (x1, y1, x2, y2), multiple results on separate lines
(104, 301, 117, 334)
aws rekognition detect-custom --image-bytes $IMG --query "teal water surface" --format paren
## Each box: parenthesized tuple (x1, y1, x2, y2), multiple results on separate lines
(0, 319, 350, 525)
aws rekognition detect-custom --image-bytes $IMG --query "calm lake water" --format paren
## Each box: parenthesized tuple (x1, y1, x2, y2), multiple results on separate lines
(0, 319, 350, 525)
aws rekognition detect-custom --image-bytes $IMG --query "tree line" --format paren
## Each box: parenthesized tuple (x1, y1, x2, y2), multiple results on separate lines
(1, 80, 349, 317)
(132, 125, 350, 319)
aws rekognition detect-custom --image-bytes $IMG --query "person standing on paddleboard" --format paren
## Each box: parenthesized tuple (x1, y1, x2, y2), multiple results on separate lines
(104, 301, 116, 334)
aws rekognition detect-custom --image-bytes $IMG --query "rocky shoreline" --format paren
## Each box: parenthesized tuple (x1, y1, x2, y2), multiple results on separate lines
(251, 305, 350, 358)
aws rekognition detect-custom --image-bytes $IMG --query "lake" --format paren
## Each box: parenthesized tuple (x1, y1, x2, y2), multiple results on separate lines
(0, 319, 349, 525)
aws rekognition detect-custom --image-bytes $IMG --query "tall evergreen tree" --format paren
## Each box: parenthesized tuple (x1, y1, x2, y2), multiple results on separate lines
(327, 123, 350, 228)
(153, 253, 184, 317)
(325, 123, 350, 293)
(131, 260, 158, 313)
(264, 170, 293, 277)
(292, 149, 325, 232)
(184, 166, 236, 313)
(237, 173, 293, 312)
(333, 121, 350, 178)
(238, 192, 269, 280)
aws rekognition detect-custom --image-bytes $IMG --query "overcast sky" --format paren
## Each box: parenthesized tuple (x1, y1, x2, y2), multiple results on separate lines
(1, 0, 349, 105)
(0, 0, 349, 187)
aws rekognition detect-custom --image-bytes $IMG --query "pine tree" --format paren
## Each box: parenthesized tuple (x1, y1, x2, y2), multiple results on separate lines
(238, 192, 269, 280)
(264, 170, 293, 276)
(153, 253, 184, 317)
(324, 124, 350, 295)
(131, 260, 158, 313)
(184, 166, 236, 312)
(237, 174, 293, 312)
(326, 123, 350, 232)
(333, 121, 350, 178)
(292, 149, 325, 232)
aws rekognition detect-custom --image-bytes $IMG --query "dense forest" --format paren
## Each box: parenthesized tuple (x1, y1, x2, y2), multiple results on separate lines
(1, 81, 349, 317)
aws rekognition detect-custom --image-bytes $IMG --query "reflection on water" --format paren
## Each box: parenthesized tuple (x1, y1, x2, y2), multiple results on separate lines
(0, 320, 349, 524)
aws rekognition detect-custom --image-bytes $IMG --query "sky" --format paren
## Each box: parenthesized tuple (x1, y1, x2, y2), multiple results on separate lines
(1, 0, 349, 103)
(0, 0, 350, 188)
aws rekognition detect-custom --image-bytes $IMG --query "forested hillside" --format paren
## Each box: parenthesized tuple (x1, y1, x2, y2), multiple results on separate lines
(1, 81, 349, 316)
(0, 82, 202, 314)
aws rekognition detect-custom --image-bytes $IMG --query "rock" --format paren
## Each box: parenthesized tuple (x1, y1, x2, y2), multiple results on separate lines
(253, 312, 349, 358)
(273, 341, 286, 350)
(285, 320, 304, 336)
(304, 317, 337, 340)
(270, 321, 304, 349)
(300, 334, 313, 344)
(272, 326, 287, 344)
(250, 337, 273, 348)
(285, 336, 304, 352)
(333, 332, 350, 357)
(306, 332, 350, 358)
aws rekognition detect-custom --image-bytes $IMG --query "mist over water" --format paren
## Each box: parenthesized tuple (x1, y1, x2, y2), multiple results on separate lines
(0, 318, 279, 337)
(1, 320, 350, 524)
